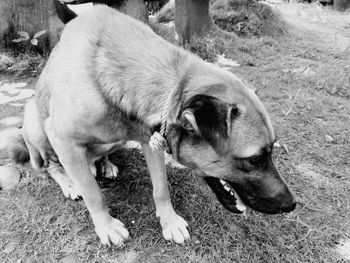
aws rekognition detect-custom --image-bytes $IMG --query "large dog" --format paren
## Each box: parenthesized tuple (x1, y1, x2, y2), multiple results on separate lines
(2, 5, 296, 246)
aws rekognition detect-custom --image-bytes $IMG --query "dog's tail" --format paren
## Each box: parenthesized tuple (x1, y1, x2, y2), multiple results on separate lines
(54, 0, 78, 24)
(0, 128, 30, 164)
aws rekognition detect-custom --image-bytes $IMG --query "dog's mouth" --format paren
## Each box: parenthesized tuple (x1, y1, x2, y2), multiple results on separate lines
(204, 177, 247, 214)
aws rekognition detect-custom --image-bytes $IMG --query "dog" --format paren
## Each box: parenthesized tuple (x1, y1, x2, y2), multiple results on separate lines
(1, 5, 296, 246)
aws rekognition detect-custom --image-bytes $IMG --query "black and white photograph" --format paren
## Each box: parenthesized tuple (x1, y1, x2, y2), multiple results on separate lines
(0, 0, 349, 262)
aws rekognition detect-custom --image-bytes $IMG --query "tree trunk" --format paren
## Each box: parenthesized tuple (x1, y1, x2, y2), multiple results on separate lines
(334, 0, 350, 11)
(119, 0, 148, 23)
(0, 0, 64, 53)
(174, 0, 212, 45)
(48, 1, 65, 52)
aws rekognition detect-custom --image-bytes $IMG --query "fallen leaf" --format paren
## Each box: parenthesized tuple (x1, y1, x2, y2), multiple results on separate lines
(3, 241, 16, 254)
(325, 135, 335, 143)
(59, 254, 79, 263)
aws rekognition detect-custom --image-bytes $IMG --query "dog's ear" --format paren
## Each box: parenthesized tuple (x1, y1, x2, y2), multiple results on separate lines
(181, 110, 200, 134)
(181, 95, 232, 155)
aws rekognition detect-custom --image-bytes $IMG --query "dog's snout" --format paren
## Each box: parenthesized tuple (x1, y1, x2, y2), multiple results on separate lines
(281, 202, 296, 213)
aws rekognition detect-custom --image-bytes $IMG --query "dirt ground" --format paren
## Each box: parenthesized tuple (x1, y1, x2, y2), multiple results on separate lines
(0, 2, 349, 263)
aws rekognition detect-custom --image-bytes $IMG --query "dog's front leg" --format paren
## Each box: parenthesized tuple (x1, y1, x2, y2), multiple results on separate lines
(46, 129, 129, 246)
(142, 144, 190, 244)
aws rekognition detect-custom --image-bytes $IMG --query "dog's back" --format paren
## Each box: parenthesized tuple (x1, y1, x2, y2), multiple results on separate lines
(36, 5, 191, 122)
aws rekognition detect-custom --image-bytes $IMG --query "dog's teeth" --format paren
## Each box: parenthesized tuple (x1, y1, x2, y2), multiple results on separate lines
(232, 190, 246, 212)
(220, 179, 232, 193)
(219, 179, 226, 186)
(223, 185, 231, 192)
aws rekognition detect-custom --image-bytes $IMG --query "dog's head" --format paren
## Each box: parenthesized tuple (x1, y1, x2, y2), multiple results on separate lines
(167, 71, 296, 215)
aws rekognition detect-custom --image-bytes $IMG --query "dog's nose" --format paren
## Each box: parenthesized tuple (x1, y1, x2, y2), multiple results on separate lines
(281, 202, 296, 213)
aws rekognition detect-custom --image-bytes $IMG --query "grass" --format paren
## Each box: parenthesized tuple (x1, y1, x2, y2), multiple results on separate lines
(1, 2, 350, 263)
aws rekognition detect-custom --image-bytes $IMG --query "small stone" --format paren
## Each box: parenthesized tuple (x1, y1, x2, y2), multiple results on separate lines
(339, 105, 344, 110)
(59, 254, 79, 263)
(274, 141, 281, 148)
(3, 240, 16, 254)
(0, 166, 21, 190)
(325, 135, 335, 143)
(194, 239, 200, 245)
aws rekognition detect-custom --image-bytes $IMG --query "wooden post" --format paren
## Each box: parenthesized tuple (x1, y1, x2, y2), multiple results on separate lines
(0, 0, 64, 53)
(119, 0, 149, 23)
(334, 0, 350, 11)
(48, 0, 65, 51)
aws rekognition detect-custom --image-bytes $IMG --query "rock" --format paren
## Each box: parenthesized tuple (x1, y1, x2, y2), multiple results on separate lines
(0, 166, 21, 190)
(59, 254, 79, 263)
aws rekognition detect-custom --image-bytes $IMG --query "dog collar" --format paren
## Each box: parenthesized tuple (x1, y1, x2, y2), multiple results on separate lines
(149, 103, 169, 152)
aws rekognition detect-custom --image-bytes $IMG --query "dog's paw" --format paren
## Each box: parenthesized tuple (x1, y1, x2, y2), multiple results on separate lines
(95, 217, 129, 247)
(59, 177, 82, 201)
(101, 159, 119, 179)
(62, 185, 82, 201)
(160, 214, 190, 244)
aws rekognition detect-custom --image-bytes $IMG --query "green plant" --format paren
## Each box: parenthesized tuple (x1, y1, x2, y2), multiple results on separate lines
(12, 30, 47, 46)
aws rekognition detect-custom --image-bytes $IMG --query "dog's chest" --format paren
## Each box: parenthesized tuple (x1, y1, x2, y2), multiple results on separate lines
(89, 107, 151, 145)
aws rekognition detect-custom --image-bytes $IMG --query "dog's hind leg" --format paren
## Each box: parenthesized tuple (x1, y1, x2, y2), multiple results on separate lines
(142, 144, 190, 244)
(46, 128, 129, 246)
(89, 156, 119, 179)
(96, 157, 119, 179)
(22, 99, 49, 170)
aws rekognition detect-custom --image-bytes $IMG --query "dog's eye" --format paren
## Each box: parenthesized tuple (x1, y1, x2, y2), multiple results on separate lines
(237, 154, 264, 172)
(237, 159, 256, 172)
(248, 155, 261, 166)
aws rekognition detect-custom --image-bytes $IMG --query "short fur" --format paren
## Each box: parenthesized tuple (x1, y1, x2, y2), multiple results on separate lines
(2, 5, 295, 246)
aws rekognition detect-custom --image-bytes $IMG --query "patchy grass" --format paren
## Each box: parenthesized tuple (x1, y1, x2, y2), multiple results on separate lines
(152, 0, 288, 62)
(154, 0, 288, 37)
(1, 2, 350, 263)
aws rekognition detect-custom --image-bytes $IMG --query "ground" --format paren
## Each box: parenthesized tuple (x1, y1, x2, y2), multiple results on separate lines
(0, 2, 350, 263)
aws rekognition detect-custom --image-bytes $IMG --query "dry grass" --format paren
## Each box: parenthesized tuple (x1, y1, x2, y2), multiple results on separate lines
(151, 0, 289, 63)
(1, 2, 350, 263)
(211, 0, 288, 37)
(0, 52, 45, 76)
